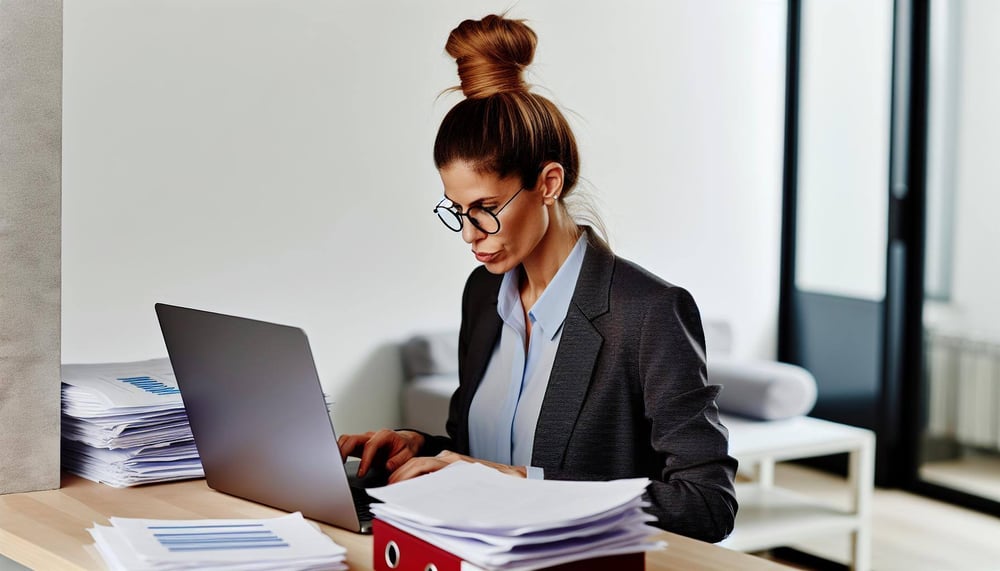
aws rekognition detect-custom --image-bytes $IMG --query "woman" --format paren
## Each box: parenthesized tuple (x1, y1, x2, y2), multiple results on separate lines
(339, 14, 737, 543)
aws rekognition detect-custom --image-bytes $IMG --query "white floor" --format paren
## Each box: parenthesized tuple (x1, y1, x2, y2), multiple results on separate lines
(921, 452, 1000, 504)
(765, 463, 1000, 571)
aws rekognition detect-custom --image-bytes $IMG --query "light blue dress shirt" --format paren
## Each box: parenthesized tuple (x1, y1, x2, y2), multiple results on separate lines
(467, 234, 588, 477)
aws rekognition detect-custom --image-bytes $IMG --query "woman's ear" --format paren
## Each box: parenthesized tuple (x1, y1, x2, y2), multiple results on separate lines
(538, 162, 565, 205)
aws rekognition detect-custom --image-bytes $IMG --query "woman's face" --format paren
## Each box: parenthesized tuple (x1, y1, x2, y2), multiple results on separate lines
(439, 160, 548, 275)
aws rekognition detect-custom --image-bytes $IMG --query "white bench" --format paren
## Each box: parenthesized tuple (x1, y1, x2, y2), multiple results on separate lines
(719, 414, 875, 571)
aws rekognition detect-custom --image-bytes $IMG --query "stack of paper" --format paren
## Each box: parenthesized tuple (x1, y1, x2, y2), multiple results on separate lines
(61, 358, 204, 487)
(89, 512, 347, 571)
(366, 462, 665, 571)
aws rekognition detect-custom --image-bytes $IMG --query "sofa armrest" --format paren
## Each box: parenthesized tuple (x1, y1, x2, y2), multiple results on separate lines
(709, 357, 817, 421)
(402, 374, 457, 435)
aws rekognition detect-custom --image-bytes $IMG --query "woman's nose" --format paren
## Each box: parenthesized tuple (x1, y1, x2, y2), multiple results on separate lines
(461, 220, 483, 243)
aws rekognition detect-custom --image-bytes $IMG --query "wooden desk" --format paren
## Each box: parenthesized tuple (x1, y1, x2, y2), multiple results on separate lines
(0, 475, 791, 571)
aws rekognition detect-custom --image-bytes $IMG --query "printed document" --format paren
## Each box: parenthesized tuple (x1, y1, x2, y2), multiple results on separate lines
(89, 512, 347, 571)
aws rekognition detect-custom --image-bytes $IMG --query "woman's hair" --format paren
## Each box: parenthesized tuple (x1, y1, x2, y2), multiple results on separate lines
(434, 14, 608, 247)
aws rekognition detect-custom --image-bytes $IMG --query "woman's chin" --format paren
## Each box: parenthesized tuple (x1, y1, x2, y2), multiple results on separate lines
(481, 257, 516, 274)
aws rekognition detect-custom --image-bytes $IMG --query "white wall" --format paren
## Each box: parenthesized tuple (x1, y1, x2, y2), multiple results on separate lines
(62, 0, 788, 433)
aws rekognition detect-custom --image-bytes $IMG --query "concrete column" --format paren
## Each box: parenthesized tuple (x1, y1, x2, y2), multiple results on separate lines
(0, 0, 62, 494)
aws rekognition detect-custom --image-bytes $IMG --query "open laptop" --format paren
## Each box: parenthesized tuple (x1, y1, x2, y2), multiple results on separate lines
(154, 303, 386, 533)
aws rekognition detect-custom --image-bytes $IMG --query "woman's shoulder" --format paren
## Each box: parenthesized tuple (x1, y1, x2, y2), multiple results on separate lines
(599, 255, 703, 342)
(602, 250, 680, 292)
(604, 252, 699, 310)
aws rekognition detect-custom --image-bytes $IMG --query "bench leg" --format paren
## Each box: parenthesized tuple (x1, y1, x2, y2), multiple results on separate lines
(847, 436, 875, 571)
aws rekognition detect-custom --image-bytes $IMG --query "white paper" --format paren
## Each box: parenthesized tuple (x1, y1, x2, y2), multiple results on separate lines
(366, 461, 651, 533)
(62, 358, 334, 488)
(63, 437, 204, 487)
(370, 501, 656, 549)
(61, 358, 206, 487)
(63, 359, 183, 413)
(366, 461, 664, 571)
(89, 513, 347, 571)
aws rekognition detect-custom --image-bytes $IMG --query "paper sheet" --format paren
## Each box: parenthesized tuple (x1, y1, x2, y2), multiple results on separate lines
(366, 461, 651, 533)
(63, 359, 183, 414)
(89, 512, 347, 571)
(370, 501, 656, 548)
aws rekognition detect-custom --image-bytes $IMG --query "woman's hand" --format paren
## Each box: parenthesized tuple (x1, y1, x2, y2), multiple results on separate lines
(337, 429, 425, 477)
(388, 450, 527, 484)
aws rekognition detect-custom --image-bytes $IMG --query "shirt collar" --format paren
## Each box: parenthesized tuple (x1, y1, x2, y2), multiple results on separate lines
(496, 234, 588, 341)
(497, 269, 523, 328)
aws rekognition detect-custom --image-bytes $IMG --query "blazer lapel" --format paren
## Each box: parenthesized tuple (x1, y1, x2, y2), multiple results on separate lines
(532, 243, 614, 469)
(463, 310, 502, 394)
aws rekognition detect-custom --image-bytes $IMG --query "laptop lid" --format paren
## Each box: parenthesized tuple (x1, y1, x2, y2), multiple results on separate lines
(154, 303, 368, 532)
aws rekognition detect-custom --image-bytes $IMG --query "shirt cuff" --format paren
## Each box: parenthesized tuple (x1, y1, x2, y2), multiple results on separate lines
(526, 466, 545, 480)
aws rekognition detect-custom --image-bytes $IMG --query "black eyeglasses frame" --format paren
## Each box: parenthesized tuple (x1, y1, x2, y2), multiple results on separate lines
(432, 187, 525, 235)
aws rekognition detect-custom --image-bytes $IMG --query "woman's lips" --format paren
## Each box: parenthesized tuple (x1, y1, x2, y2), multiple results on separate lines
(474, 250, 498, 263)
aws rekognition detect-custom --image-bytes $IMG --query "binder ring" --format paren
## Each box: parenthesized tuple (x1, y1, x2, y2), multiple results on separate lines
(424, 565, 438, 571)
(384, 540, 400, 568)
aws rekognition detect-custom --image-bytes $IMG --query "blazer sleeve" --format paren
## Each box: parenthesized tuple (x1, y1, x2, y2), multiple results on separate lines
(638, 286, 738, 542)
(540, 285, 738, 543)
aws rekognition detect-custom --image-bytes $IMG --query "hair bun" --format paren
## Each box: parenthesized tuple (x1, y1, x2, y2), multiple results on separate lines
(445, 14, 537, 99)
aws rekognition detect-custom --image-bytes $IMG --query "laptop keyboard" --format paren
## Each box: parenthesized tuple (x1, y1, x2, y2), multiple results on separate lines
(350, 485, 378, 523)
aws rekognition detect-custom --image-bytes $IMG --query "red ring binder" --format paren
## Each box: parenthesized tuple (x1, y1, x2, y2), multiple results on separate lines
(372, 519, 645, 571)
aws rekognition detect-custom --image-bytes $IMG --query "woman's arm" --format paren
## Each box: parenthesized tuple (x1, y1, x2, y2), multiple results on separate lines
(638, 286, 738, 542)
(539, 285, 738, 543)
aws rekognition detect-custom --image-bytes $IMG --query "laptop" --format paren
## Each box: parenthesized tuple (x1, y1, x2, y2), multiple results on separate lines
(154, 303, 386, 533)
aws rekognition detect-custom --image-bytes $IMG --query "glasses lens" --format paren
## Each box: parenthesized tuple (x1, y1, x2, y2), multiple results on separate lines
(435, 207, 463, 232)
(468, 207, 500, 234)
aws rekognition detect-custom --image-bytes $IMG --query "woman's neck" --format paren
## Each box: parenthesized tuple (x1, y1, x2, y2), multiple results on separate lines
(518, 211, 581, 307)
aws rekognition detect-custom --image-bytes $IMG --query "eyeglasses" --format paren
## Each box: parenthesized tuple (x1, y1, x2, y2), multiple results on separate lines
(433, 187, 524, 235)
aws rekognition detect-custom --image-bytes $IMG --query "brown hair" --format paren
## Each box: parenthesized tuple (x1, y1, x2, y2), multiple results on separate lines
(433, 15, 580, 196)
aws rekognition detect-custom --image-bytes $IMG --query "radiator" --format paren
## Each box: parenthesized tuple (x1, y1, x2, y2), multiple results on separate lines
(926, 329, 1000, 451)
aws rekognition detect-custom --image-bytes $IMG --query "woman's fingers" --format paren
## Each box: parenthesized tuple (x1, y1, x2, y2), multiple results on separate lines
(336, 431, 374, 461)
(386, 447, 416, 472)
(357, 429, 401, 477)
(337, 434, 525, 484)
(342, 433, 526, 482)
(386, 452, 527, 484)
(435, 450, 463, 463)
(340, 429, 428, 475)
(388, 457, 449, 484)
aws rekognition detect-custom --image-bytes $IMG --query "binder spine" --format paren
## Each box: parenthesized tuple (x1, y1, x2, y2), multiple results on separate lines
(373, 518, 463, 571)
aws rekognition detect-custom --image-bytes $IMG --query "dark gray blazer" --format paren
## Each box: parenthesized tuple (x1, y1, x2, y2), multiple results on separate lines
(420, 239, 738, 542)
